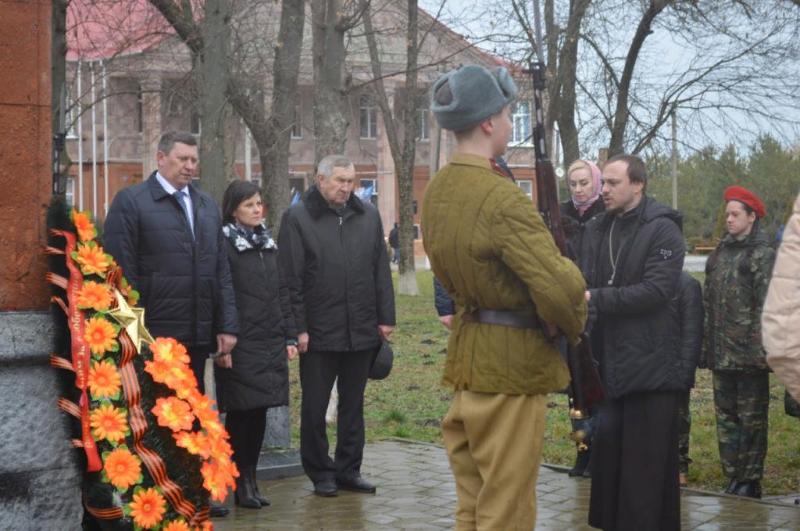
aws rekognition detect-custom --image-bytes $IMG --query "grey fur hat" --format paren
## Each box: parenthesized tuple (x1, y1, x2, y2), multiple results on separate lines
(430, 65, 518, 132)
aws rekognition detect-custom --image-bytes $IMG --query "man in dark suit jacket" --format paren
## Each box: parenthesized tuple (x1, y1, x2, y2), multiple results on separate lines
(103, 131, 239, 516)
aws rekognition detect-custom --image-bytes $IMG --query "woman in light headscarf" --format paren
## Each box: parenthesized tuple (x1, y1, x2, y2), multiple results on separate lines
(559, 159, 604, 477)
(561, 159, 604, 261)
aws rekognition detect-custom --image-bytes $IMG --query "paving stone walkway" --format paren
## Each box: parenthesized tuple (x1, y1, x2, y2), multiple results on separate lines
(214, 440, 800, 530)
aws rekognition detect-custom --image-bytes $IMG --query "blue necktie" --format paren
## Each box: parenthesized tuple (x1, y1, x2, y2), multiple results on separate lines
(174, 190, 194, 237)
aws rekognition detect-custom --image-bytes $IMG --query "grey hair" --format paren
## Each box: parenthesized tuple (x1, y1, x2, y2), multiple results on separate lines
(317, 155, 354, 179)
(157, 131, 197, 154)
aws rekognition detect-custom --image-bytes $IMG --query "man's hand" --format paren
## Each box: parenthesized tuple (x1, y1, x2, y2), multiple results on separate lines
(287, 345, 299, 360)
(214, 353, 232, 369)
(298, 332, 309, 353)
(438, 315, 453, 330)
(217, 333, 237, 354)
(585, 290, 592, 302)
(378, 325, 395, 342)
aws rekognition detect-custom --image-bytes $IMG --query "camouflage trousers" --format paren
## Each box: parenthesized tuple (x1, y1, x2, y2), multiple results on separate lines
(713, 371, 769, 481)
(677, 391, 692, 475)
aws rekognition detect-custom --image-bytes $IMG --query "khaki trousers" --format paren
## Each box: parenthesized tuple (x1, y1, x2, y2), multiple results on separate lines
(443, 390, 547, 531)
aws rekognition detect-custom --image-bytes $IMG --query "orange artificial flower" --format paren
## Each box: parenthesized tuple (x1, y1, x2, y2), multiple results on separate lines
(71, 210, 97, 242)
(143, 359, 171, 384)
(74, 242, 113, 277)
(152, 397, 195, 432)
(90, 403, 128, 442)
(192, 521, 213, 531)
(200, 418, 226, 439)
(103, 447, 142, 490)
(173, 431, 212, 458)
(150, 337, 190, 365)
(88, 359, 122, 399)
(162, 520, 191, 531)
(76, 280, 113, 311)
(163, 365, 198, 395)
(207, 432, 233, 458)
(187, 391, 217, 424)
(129, 487, 167, 529)
(201, 460, 235, 502)
(84, 316, 119, 356)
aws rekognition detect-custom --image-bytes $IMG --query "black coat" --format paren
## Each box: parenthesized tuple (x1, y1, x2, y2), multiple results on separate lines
(579, 196, 686, 398)
(673, 272, 704, 389)
(103, 173, 238, 347)
(277, 186, 395, 352)
(215, 224, 297, 412)
(560, 199, 605, 261)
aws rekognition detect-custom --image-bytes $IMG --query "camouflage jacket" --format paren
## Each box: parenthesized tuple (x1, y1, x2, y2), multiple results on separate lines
(703, 230, 775, 371)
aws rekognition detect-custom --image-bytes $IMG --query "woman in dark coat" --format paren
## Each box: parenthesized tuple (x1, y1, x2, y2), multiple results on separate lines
(560, 159, 605, 477)
(703, 185, 775, 498)
(216, 180, 298, 509)
(561, 159, 605, 261)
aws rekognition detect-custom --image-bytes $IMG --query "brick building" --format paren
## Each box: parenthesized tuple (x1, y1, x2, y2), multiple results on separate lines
(64, 0, 539, 237)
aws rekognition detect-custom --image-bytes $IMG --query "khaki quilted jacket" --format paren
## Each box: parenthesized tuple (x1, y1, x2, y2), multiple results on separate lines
(422, 154, 587, 395)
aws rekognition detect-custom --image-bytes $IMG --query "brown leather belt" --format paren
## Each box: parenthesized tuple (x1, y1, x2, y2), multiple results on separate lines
(462, 309, 542, 330)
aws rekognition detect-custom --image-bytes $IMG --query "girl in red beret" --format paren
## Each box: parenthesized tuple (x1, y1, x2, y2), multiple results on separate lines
(702, 185, 775, 498)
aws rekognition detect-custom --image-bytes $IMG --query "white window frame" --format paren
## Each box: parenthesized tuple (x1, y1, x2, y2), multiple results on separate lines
(517, 179, 533, 199)
(359, 94, 377, 139)
(511, 102, 532, 145)
(65, 176, 76, 206)
(417, 108, 430, 141)
(291, 100, 303, 139)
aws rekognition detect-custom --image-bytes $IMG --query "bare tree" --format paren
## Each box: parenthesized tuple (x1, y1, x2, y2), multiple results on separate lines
(480, 0, 800, 160)
(363, 0, 421, 295)
(149, 0, 304, 227)
(311, 0, 364, 165)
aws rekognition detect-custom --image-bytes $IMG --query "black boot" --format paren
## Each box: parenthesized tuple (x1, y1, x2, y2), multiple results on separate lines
(724, 478, 739, 494)
(568, 447, 591, 478)
(734, 480, 762, 499)
(235, 467, 261, 509)
(249, 466, 270, 507)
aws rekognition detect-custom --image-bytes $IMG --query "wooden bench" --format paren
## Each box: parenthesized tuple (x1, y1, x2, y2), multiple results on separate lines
(693, 246, 716, 254)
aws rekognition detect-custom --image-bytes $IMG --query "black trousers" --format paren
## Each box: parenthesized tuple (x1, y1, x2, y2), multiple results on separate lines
(188, 344, 213, 394)
(299, 349, 373, 484)
(226, 407, 268, 469)
(589, 391, 681, 531)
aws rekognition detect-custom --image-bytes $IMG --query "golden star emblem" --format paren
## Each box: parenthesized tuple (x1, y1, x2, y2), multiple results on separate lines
(107, 288, 154, 353)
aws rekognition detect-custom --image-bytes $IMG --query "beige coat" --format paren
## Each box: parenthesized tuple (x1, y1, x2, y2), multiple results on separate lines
(763, 193, 800, 401)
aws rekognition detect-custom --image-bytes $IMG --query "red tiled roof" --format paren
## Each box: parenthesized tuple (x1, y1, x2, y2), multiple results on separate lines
(66, 0, 177, 61)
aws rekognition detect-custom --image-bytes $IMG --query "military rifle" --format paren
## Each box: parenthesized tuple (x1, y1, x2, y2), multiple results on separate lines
(529, 0, 604, 421)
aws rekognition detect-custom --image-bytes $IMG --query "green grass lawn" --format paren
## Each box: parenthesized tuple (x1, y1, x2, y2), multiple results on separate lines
(288, 270, 800, 495)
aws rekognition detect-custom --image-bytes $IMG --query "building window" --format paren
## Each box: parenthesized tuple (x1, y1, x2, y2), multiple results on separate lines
(517, 179, 533, 199)
(190, 109, 201, 135)
(360, 94, 377, 139)
(65, 177, 76, 206)
(512, 102, 531, 145)
(417, 108, 429, 141)
(291, 101, 303, 139)
(358, 178, 378, 206)
(136, 86, 143, 133)
(65, 89, 78, 139)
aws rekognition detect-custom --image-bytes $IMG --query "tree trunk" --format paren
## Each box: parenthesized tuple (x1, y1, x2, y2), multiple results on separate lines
(261, 0, 305, 231)
(311, 0, 349, 166)
(363, 0, 420, 295)
(197, 0, 232, 203)
(555, 0, 591, 166)
(608, 0, 670, 156)
(396, 0, 419, 295)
